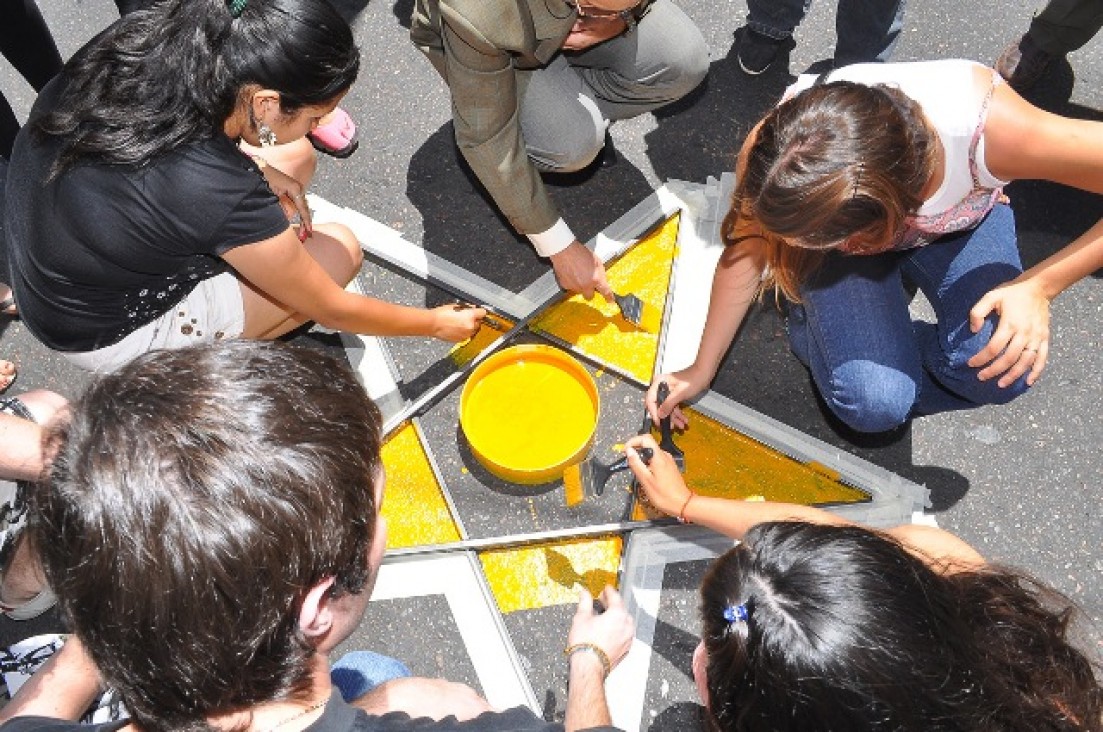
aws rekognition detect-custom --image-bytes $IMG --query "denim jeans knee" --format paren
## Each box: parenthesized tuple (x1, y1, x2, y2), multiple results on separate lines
(330, 651, 411, 702)
(821, 360, 917, 433)
(916, 321, 1032, 408)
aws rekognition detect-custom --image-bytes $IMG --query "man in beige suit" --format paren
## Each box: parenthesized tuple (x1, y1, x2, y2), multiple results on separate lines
(412, 0, 707, 300)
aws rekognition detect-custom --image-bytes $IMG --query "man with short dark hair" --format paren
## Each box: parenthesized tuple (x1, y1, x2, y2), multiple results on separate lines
(0, 342, 634, 732)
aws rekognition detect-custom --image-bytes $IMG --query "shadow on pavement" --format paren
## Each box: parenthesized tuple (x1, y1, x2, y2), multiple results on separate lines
(391, 0, 414, 29)
(1008, 61, 1103, 276)
(406, 123, 657, 293)
(646, 32, 792, 183)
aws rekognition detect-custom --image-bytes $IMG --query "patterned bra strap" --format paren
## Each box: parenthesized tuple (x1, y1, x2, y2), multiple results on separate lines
(968, 72, 1003, 190)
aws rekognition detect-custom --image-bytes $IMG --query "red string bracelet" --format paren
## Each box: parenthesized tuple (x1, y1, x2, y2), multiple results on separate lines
(677, 491, 696, 523)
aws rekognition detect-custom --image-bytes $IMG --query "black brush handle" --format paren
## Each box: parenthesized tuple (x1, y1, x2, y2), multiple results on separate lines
(607, 446, 653, 476)
(656, 381, 675, 447)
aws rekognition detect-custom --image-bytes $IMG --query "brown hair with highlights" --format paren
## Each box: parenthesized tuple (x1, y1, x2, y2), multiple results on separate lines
(723, 80, 938, 302)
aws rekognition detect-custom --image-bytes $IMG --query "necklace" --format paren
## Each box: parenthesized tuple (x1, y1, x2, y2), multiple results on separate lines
(258, 697, 328, 732)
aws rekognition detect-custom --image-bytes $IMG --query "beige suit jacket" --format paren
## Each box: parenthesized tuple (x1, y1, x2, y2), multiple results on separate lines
(411, 0, 652, 237)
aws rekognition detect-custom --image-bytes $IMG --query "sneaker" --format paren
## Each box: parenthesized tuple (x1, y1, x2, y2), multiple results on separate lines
(994, 33, 1055, 93)
(737, 27, 789, 75)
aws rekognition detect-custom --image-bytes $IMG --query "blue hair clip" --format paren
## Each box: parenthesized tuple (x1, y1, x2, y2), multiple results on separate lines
(723, 603, 749, 624)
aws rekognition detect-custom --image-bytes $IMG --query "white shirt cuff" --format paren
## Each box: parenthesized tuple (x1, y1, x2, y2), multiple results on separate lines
(528, 219, 576, 257)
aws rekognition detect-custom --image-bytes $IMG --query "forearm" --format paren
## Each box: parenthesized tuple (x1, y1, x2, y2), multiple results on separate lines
(321, 292, 439, 338)
(1019, 218, 1103, 300)
(692, 241, 766, 378)
(0, 414, 46, 482)
(564, 653, 612, 732)
(682, 494, 852, 541)
(0, 637, 103, 722)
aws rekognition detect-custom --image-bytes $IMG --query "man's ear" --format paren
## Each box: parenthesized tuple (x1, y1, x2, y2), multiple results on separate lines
(299, 576, 337, 640)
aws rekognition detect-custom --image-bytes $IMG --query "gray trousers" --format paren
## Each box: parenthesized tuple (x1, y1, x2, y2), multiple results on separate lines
(518, 0, 709, 173)
(1028, 0, 1103, 55)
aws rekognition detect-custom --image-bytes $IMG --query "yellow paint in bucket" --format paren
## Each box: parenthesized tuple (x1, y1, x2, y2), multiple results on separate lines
(460, 345, 599, 484)
(380, 422, 462, 548)
(533, 214, 680, 384)
(480, 536, 622, 613)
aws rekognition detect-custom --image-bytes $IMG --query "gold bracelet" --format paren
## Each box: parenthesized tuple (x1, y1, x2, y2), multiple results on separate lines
(677, 491, 696, 523)
(564, 642, 611, 679)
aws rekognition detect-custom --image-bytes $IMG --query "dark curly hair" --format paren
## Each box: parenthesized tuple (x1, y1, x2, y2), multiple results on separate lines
(700, 521, 1102, 731)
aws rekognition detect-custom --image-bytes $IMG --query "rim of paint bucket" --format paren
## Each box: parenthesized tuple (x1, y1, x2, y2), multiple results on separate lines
(459, 344, 599, 485)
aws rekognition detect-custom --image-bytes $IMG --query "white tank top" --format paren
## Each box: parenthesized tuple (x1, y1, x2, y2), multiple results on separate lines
(784, 59, 1009, 252)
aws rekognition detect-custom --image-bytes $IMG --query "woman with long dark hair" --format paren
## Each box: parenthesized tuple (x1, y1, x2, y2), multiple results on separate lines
(5, 0, 483, 372)
(625, 434, 1103, 731)
(644, 59, 1103, 434)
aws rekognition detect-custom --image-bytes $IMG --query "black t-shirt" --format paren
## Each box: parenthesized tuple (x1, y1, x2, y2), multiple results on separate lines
(5, 75, 289, 352)
(0, 694, 622, 732)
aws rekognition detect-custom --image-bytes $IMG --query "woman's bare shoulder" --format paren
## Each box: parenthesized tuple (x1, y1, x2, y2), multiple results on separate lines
(885, 523, 987, 572)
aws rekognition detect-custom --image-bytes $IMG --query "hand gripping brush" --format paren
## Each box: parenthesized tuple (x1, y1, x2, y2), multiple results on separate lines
(655, 381, 686, 472)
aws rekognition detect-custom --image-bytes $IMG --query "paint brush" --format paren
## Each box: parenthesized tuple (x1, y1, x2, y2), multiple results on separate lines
(655, 381, 686, 472)
(613, 292, 662, 333)
(563, 447, 653, 506)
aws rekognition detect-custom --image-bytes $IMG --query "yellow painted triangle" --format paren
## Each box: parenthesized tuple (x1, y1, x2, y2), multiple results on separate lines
(380, 422, 462, 548)
(633, 408, 869, 520)
(532, 214, 680, 384)
(480, 535, 622, 613)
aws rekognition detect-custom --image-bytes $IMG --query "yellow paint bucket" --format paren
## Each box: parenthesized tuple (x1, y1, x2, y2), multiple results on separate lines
(460, 345, 599, 484)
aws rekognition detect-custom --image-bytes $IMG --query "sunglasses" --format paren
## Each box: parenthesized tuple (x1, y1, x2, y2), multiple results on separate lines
(568, 0, 642, 20)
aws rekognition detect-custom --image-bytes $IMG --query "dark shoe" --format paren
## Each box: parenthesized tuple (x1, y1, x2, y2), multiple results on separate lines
(995, 33, 1055, 93)
(737, 27, 789, 75)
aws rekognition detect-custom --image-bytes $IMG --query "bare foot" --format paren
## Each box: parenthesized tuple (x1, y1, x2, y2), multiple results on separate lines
(0, 359, 15, 393)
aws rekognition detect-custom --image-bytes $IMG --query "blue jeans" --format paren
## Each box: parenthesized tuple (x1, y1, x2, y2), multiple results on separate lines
(330, 652, 411, 702)
(787, 204, 1031, 433)
(745, 0, 906, 65)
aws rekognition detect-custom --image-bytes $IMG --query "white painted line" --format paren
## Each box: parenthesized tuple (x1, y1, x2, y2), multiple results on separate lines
(373, 552, 539, 713)
(609, 526, 738, 731)
(656, 183, 726, 375)
(308, 194, 534, 317)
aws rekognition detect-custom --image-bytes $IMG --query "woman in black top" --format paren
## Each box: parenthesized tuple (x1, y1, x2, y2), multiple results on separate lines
(6, 0, 483, 372)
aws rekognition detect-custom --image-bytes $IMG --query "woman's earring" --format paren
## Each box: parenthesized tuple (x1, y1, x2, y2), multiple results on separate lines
(258, 123, 277, 147)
